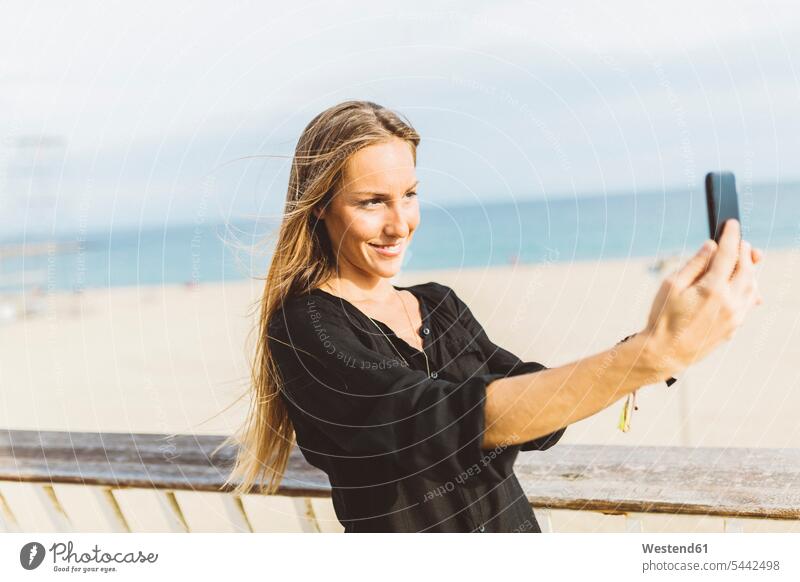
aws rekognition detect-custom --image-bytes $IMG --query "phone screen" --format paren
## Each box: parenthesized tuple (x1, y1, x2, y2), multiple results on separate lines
(705, 171, 741, 243)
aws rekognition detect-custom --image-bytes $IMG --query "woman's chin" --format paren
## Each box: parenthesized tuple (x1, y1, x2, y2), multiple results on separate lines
(374, 264, 402, 278)
(367, 256, 404, 277)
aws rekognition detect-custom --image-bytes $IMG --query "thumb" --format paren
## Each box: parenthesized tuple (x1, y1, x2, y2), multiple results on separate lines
(672, 240, 715, 289)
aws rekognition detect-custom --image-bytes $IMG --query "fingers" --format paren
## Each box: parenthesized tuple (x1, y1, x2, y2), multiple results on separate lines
(731, 239, 755, 298)
(702, 219, 741, 284)
(748, 244, 764, 304)
(672, 240, 716, 289)
(731, 239, 750, 280)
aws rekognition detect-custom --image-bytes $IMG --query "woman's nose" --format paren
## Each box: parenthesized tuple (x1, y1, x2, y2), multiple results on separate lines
(383, 204, 411, 237)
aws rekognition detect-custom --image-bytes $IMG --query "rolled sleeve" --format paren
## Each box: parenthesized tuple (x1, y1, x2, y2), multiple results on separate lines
(268, 294, 496, 483)
(446, 288, 568, 452)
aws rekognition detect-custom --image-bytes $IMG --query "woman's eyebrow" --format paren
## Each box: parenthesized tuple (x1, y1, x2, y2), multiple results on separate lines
(350, 180, 419, 196)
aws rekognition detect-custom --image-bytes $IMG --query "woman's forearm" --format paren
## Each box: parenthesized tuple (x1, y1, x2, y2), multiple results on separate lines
(481, 331, 670, 449)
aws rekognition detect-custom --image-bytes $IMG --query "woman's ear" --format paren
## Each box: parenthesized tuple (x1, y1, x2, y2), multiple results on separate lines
(312, 206, 325, 220)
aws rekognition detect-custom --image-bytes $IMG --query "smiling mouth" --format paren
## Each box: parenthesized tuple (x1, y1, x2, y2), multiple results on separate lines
(368, 241, 404, 256)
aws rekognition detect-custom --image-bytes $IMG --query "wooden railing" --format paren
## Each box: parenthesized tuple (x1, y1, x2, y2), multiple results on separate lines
(1, 429, 798, 533)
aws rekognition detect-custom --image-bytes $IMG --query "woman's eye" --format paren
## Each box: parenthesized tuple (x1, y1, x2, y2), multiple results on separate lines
(359, 192, 416, 207)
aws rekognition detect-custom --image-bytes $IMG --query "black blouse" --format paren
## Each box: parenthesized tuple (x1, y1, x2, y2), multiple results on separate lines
(267, 281, 568, 533)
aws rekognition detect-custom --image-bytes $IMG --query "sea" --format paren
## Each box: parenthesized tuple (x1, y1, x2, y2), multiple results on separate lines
(2, 183, 798, 291)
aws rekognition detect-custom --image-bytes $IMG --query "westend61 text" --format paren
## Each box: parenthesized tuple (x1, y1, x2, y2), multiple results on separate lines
(642, 543, 708, 554)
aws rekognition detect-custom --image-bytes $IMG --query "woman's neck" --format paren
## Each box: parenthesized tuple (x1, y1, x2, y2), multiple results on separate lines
(320, 275, 396, 304)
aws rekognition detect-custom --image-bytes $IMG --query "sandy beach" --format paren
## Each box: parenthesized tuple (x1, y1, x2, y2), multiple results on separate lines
(2, 248, 798, 450)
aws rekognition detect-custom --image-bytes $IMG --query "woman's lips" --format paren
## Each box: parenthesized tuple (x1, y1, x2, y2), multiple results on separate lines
(368, 241, 403, 257)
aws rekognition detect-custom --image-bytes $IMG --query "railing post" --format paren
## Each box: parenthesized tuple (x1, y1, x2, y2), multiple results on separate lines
(724, 518, 745, 533)
(625, 513, 643, 533)
(537, 508, 553, 533)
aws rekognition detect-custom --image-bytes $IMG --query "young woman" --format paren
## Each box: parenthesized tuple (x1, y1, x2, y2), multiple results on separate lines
(222, 100, 763, 533)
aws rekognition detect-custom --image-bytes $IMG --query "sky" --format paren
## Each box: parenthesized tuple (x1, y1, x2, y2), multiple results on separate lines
(1, 0, 798, 235)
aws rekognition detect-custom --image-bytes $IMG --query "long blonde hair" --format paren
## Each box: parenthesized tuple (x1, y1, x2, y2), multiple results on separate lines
(218, 100, 420, 496)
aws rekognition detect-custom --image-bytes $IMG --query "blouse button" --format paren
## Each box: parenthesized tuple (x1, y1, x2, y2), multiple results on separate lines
(430, 371, 438, 379)
(478, 525, 486, 532)
(422, 327, 430, 335)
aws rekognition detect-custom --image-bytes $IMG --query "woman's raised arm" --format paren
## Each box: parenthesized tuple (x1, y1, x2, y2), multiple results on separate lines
(482, 219, 763, 449)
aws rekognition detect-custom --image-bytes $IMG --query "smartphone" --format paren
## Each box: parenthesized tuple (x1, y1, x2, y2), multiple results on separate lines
(705, 171, 741, 243)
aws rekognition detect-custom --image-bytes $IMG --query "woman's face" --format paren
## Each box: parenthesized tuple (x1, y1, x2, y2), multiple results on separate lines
(314, 138, 419, 281)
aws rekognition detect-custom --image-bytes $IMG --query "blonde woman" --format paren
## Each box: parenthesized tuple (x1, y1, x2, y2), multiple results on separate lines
(222, 100, 763, 533)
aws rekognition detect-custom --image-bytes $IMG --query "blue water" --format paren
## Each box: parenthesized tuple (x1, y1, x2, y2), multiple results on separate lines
(4, 183, 798, 291)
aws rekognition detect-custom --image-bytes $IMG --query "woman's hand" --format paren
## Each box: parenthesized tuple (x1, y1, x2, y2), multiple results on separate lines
(641, 219, 764, 377)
